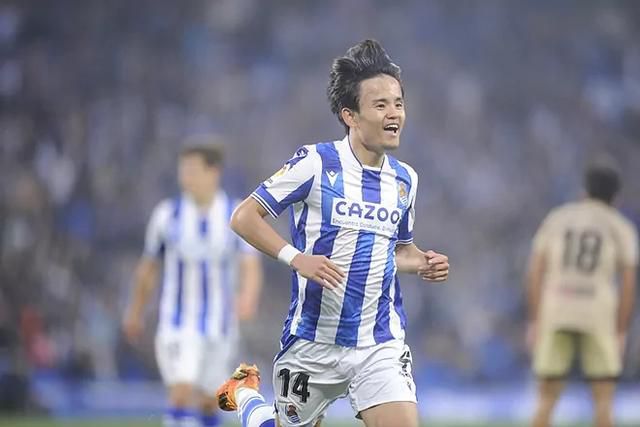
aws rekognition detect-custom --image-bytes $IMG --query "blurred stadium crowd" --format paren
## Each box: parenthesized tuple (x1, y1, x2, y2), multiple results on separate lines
(1, 0, 640, 412)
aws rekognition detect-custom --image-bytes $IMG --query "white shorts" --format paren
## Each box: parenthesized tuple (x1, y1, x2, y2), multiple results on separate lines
(155, 331, 235, 395)
(273, 338, 416, 427)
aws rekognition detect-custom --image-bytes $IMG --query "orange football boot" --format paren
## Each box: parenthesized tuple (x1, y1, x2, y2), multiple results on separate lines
(215, 363, 261, 411)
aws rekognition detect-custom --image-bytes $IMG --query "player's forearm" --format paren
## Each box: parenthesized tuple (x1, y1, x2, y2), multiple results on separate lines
(526, 253, 546, 323)
(239, 255, 263, 303)
(127, 260, 158, 317)
(230, 198, 291, 259)
(617, 266, 637, 334)
(395, 243, 424, 274)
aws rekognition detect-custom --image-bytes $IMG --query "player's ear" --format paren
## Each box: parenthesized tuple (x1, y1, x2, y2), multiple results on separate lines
(341, 108, 357, 128)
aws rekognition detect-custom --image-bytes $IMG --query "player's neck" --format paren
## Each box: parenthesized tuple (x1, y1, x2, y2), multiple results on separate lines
(348, 136, 385, 168)
(191, 190, 216, 210)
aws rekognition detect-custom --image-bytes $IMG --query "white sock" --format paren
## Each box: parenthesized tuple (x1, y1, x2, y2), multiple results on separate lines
(236, 388, 275, 427)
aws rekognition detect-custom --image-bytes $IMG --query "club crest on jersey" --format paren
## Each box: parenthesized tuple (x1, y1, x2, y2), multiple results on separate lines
(398, 182, 408, 206)
(331, 198, 402, 238)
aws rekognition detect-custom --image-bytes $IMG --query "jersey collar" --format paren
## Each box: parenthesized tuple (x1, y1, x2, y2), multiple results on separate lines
(339, 135, 387, 172)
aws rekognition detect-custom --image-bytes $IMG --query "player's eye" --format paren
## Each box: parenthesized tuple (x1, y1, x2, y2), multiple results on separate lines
(395, 102, 404, 109)
(375, 104, 385, 110)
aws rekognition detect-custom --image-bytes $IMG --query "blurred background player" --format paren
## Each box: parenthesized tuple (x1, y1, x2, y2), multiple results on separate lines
(123, 142, 263, 427)
(526, 159, 638, 427)
(224, 40, 449, 427)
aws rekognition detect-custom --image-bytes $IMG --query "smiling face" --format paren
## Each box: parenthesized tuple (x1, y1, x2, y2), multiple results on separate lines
(342, 74, 405, 153)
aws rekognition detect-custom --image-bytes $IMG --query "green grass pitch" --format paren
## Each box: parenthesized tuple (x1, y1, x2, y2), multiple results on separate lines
(0, 418, 633, 427)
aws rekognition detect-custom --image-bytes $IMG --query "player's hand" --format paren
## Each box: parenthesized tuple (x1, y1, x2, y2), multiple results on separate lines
(417, 250, 449, 282)
(122, 312, 144, 344)
(290, 254, 345, 290)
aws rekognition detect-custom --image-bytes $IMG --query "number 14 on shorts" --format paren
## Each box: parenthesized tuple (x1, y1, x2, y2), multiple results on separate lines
(278, 368, 311, 403)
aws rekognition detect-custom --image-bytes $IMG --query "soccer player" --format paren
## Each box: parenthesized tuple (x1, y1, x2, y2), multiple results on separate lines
(527, 160, 638, 427)
(123, 143, 263, 427)
(217, 40, 450, 427)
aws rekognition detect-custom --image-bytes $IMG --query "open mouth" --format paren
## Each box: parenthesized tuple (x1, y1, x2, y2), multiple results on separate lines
(383, 124, 400, 135)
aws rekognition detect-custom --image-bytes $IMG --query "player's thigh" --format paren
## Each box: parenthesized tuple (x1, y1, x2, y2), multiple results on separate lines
(155, 332, 205, 387)
(359, 401, 419, 427)
(580, 331, 621, 379)
(348, 341, 417, 419)
(273, 339, 349, 427)
(197, 336, 236, 396)
(533, 330, 575, 377)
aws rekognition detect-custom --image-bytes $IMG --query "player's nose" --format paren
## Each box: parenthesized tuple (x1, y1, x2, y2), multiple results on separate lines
(385, 107, 401, 120)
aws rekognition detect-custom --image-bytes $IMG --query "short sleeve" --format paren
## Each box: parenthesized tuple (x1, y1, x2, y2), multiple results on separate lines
(397, 173, 418, 245)
(531, 212, 555, 255)
(251, 146, 317, 218)
(143, 201, 170, 259)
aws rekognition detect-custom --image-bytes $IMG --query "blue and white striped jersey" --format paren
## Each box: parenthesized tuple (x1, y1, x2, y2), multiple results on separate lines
(252, 136, 418, 348)
(144, 190, 254, 339)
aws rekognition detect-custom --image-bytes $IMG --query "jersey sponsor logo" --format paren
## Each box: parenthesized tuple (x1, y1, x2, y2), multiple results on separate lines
(331, 198, 402, 237)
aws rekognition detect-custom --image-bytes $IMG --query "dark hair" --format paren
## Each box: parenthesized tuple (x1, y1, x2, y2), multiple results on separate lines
(584, 160, 620, 204)
(180, 144, 224, 168)
(327, 39, 403, 133)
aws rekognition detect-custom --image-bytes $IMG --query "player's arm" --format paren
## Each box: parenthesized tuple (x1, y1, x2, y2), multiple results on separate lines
(231, 198, 344, 289)
(395, 242, 449, 282)
(123, 256, 160, 343)
(526, 214, 553, 351)
(526, 250, 547, 324)
(393, 171, 448, 282)
(235, 251, 263, 321)
(617, 265, 636, 337)
(617, 224, 638, 339)
(123, 202, 166, 343)
(231, 147, 344, 289)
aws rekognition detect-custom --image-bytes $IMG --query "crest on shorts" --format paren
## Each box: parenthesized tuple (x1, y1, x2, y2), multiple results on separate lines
(397, 182, 408, 206)
(286, 404, 301, 424)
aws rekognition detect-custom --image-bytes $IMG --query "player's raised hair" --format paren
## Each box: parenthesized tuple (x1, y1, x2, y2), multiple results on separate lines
(327, 39, 403, 132)
(584, 157, 620, 204)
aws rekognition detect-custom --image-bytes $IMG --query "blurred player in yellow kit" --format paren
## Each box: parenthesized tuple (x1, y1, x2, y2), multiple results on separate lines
(526, 160, 638, 427)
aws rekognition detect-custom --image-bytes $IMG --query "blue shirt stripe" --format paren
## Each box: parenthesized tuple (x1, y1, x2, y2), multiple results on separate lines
(297, 142, 343, 340)
(199, 215, 209, 335)
(173, 260, 185, 328)
(335, 169, 381, 346)
(253, 177, 314, 217)
(279, 201, 309, 347)
(393, 276, 408, 329)
(373, 237, 398, 343)
(171, 197, 184, 328)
